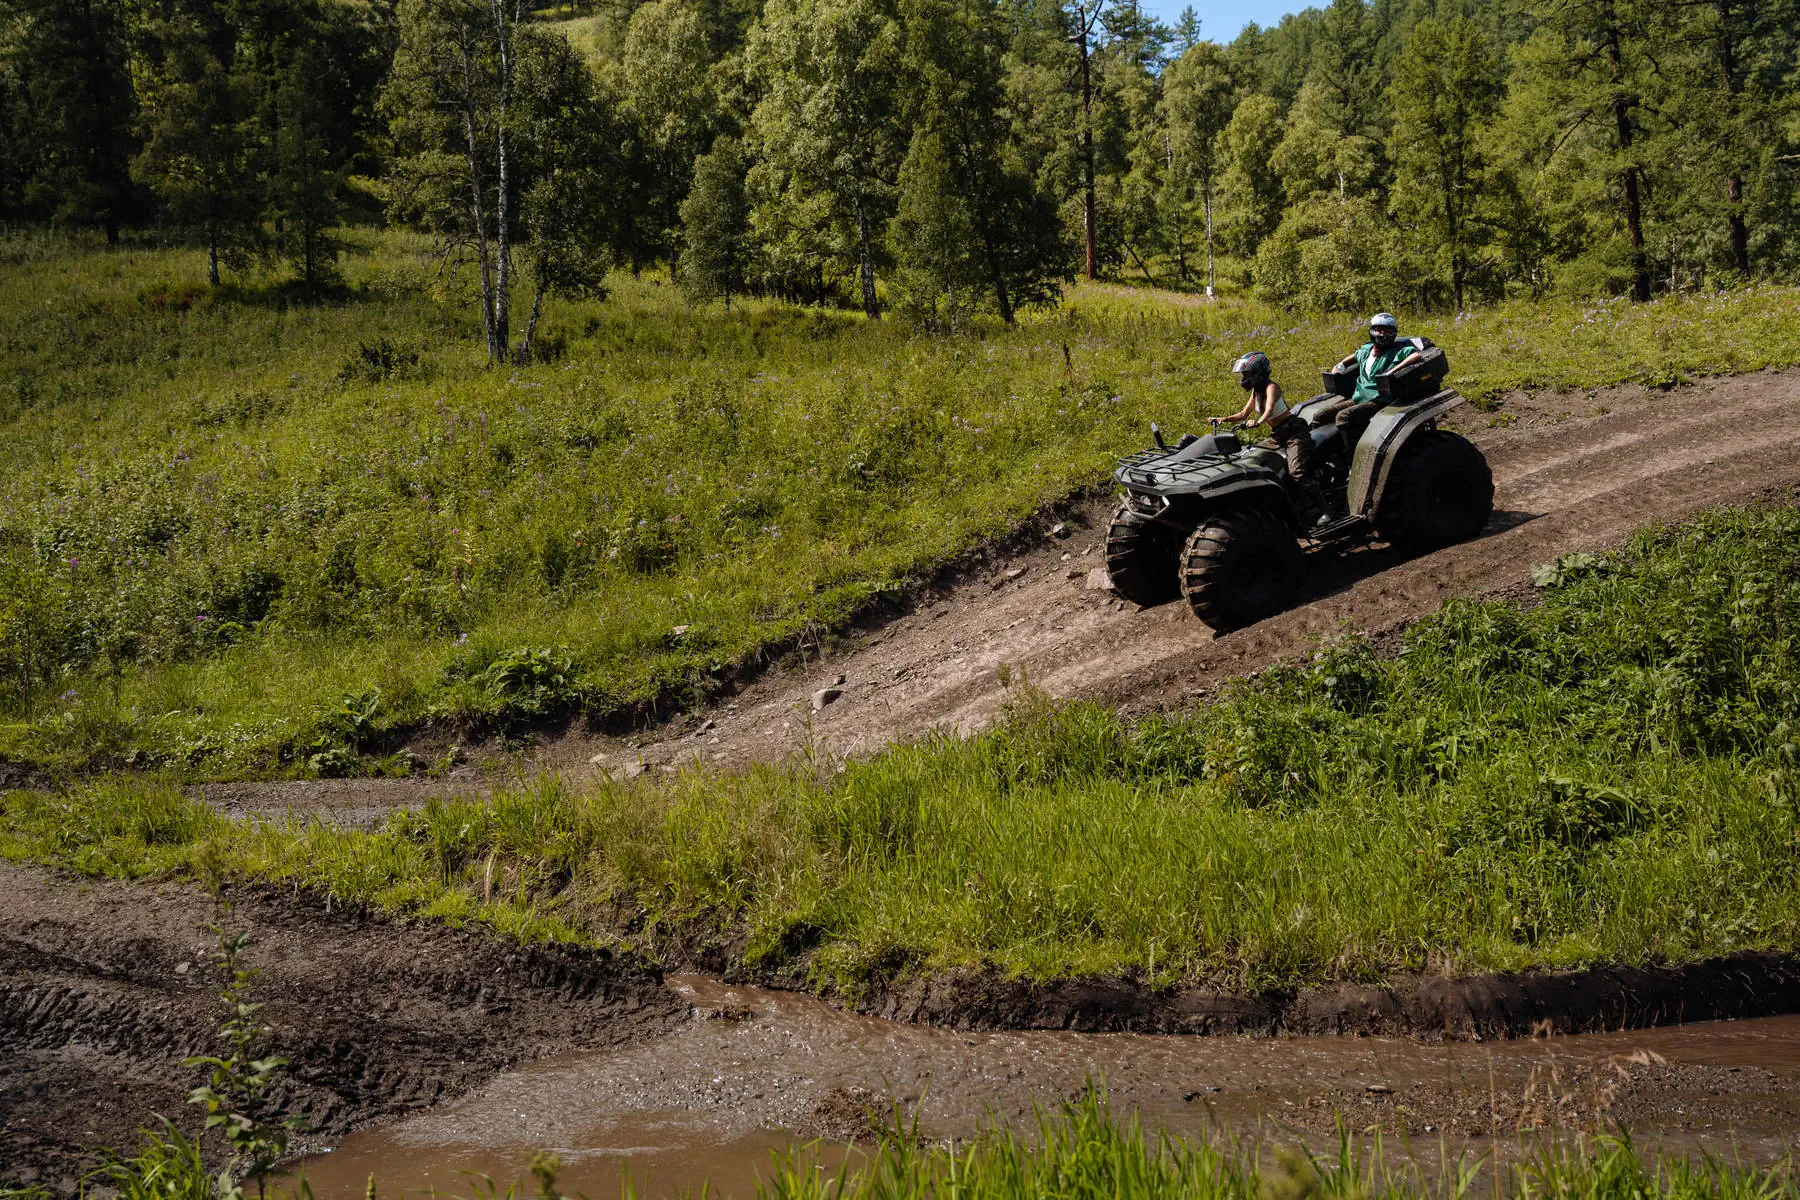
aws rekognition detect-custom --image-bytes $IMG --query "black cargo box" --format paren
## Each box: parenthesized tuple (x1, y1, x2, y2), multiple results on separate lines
(1321, 364, 1356, 397)
(1377, 345, 1449, 403)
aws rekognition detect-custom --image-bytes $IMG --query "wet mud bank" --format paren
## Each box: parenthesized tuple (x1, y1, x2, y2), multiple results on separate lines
(0, 861, 687, 1193)
(300, 975, 1800, 1200)
(873, 952, 1800, 1038)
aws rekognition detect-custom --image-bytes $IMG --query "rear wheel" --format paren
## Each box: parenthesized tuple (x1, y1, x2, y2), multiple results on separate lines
(1105, 500, 1183, 607)
(1375, 430, 1493, 552)
(1181, 506, 1305, 632)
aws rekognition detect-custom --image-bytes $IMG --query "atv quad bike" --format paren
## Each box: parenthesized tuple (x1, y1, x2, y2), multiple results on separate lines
(1105, 341, 1493, 631)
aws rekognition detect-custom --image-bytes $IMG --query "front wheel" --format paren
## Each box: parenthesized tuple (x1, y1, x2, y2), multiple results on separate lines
(1181, 507, 1305, 632)
(1375, 430, 1494, 552)
(1105, 500, 1183, 607)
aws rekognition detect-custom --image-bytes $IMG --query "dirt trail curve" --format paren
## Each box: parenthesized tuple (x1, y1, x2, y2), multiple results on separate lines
(551, 369, 1800, 778)
(197, 369, 1800, 816)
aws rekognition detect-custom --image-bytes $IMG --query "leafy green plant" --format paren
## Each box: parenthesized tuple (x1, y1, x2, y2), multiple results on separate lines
(183, 915, 306, 1200)
(445, 646, 586, 718)
(1531, 551, 1612, 589)
(335, 337, 419, 385)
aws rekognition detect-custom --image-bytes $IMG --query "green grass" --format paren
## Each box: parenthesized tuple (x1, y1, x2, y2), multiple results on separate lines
(1, 230, 1799, 777)
(5, 504, 1799, 991)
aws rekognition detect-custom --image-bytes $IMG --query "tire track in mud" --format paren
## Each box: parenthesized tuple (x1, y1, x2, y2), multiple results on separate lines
(0, 860, 687, 1192)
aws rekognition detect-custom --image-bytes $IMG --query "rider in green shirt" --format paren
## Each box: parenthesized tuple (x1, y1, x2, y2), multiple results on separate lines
(1343, 327, 1423, 403)
(1312, 312, 1423, 437)
(1310, 312, 1424, 521)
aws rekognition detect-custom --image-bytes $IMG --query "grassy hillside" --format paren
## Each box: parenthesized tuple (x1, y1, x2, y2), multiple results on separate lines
(6, 504, 1798, 989)
(2, 229, 1799, 777)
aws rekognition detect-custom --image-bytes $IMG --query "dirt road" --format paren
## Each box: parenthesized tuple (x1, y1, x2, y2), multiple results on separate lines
(9, 857, 1800, 1196)
(547, 368, 1800, 778)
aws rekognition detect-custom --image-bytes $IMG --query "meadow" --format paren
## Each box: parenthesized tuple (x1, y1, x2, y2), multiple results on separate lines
(3, 230, 1800, 777)
(6, 504, 1798, 993)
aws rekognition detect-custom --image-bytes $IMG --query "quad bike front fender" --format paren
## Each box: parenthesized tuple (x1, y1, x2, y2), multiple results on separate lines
(1347, 390, 1466, 517)
(1121, 475, 1299, 533)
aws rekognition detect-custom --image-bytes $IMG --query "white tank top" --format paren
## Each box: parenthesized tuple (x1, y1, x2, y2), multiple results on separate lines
(1259, 383, 1290, 422)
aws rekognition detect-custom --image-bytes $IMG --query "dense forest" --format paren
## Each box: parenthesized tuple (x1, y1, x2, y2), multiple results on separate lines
(1, 0, 1796, 347)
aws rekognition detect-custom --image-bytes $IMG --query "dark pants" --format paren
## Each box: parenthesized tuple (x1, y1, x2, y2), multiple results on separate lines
(1269, 413, 1325, 518)
(1310, 396, 1384, 447)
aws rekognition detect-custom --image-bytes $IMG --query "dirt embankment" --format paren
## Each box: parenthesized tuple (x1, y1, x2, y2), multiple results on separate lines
(0, 860, 687, 1193)
(875, 954, 1800, 1038)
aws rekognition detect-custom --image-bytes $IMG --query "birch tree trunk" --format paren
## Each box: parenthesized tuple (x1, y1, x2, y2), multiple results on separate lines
(856, 197, 879, 318)
(491, 0, 514, 362)
(459, 22, 497, 360)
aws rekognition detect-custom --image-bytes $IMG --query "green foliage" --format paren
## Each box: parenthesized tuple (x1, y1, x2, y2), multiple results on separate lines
(679, 137, 752, 305)
(444, 645, 586, 718)
(183, 917, 305, 1199)
(751, 1087, 1800, 1200)
(132, 0, 264, 286)
(891, 0, 1070, 325)
(743, 0, 906, 315)
(1531, 551, 1612, 589)
(87, 1120, 213, 1200)
(1386, 16, 1504, 309)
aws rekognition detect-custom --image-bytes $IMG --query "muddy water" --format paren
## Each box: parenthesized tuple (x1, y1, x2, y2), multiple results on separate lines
(299, 977, 1800, 1198)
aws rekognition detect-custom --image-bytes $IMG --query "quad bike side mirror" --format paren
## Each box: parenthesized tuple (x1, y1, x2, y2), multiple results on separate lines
(1150, 421, 1168, 449)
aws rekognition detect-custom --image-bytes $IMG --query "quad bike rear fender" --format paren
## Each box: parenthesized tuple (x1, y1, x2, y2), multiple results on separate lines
(1347, 390, 1466, 516)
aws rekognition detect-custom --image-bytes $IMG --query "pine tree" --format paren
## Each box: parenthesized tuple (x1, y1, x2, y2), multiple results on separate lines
(895, 0, 1069, 323)
(1515, 0, 1663, 301)
(134, 0, 264, 285)
(264, 42, 345, 291)
(679, 136, 751, 305)
(12, 0, 137, 242)
(1387, 16, 1502, 308)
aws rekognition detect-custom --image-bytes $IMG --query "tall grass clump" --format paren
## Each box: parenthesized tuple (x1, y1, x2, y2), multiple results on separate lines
(6, 503, 1799, 991)
(1, 230, 1798, 777)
